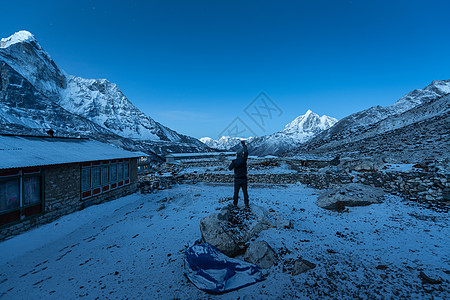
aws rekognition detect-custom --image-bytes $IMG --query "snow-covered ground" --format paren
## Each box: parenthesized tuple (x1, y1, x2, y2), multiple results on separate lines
(0, 183, 448, 299)
(383, 163, 416, 172)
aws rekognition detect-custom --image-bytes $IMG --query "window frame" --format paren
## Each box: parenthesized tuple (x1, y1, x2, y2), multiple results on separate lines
(80, 159, 132, 199)
(92, 166, 102, 188)
(81, 167, 92, 192)
(0, 169, 44, 228)
(101, 164, 110, 185)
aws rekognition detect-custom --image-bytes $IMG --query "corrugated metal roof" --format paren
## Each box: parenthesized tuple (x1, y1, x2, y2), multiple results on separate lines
(0, 135, 147, 170)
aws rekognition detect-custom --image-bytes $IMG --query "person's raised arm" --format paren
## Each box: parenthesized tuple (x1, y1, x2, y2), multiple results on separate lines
(241, 140, 248, 160)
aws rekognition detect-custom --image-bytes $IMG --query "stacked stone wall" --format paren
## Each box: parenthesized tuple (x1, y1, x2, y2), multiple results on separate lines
(180, 170, 449, 203)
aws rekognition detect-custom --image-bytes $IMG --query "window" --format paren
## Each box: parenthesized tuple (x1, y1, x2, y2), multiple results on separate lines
(92, 166, 101, 187)
(102, 165, 109, 185)
(80, 160, 131, 199)
(81, 168, 91, 191)
(23, 176, 41, 205)
(0, 170, 42, 227)
(124, 162, 130, 178)
(110, 164, 117, 182)
(0, 179, 20, 212)
(118, 163, 124, 180)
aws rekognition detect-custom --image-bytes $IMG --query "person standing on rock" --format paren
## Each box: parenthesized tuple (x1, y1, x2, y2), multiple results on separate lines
(229, 140, 250, 209)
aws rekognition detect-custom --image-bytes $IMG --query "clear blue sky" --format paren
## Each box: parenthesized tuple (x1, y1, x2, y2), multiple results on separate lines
(1, 0, 449, 138)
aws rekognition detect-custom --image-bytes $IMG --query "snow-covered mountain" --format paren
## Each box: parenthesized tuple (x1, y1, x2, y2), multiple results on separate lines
(243, 110, 338, 156)
(317, 79, 450, 145)
(199, 136, 255, 150)
(0, 30, 209, 155)
(288, 80, 450, 162)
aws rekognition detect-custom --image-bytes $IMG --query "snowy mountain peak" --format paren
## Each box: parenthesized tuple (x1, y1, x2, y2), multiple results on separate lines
(0, 30, 36, 48)
(390, 79, 450, 113)
(429, 79, 450, 94)
(243, 110, 338, 156)
(283, 110, 338, 135)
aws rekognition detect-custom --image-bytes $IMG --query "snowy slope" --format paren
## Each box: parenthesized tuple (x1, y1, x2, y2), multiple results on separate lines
(199, 136, 255, 150)
(292, 80, 450, 157)
(245, 110, 338, 156)
(0, 183, 448, 299)
(0, 61, 114, 138)
(0, 30, 208, 154)
(389, 79, 450, 113)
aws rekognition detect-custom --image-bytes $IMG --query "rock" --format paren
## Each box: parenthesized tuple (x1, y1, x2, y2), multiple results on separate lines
(419, 271, 442, 284)
(199, 204, 273, 257)
(329, 156, 340, 166)
(199, 213, 238, 256)
(244, 240, 277, 269)
(268, 212, 294, 229)
(292, 259, 316, 275)
(339, 157, 384, 171)
(316, 183, 385, 210)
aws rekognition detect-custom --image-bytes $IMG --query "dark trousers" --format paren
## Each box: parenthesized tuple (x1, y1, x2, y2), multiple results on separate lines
(233, 177, 249, 207)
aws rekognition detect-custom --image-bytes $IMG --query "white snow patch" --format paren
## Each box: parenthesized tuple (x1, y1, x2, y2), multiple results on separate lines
(0, 31, 36, 48)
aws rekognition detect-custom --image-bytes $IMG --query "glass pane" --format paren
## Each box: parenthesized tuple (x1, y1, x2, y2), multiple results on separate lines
(124, 163, 130, 178)
(102, 165, 109, 185)
(110, 164, 117, 181)
(92, 167, 101, 187)
(23, 176, 41, 205)
(81, 168, 91, 191)
(0, 179, 20, 212)
(118, 163, 124, 180)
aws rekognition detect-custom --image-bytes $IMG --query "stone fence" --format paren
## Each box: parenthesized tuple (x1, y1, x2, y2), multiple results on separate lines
(179, 170, 450, 204)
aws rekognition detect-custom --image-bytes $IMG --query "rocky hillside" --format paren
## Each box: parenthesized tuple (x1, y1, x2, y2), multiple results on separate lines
(0, 30, 209, 155)
(287, 81, 450, 163)
(243, 110, 338, 156)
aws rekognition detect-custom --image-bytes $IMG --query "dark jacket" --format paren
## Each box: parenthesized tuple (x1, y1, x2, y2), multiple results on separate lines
(228, 143, 248, 178)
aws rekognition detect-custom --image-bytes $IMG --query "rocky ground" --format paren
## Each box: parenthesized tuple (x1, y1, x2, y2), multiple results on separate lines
(0, 179, 448, 299)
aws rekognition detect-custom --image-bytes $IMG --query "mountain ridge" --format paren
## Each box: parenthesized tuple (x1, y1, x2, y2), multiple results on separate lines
(285, 80, 450, 162)
(0, 30, 209, 155)
(199, 136, 255, 150)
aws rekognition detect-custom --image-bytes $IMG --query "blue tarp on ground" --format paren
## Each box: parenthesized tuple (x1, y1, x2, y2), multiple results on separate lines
(184, 243, 265, 294)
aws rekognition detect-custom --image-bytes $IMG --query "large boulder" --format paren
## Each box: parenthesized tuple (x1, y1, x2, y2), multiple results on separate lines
(244, 240, 277, 269)
(316, 183, 385, 210)
(200, 205, 273, 257)
(339, 157, 384, 171)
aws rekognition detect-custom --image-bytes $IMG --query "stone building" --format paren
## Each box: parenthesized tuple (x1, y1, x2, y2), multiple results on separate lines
(0, 134, 144, 240)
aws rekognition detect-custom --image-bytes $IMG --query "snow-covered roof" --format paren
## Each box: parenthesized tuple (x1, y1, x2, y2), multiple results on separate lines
(0, 135, 146, 170)
(166, 152, 235, 158)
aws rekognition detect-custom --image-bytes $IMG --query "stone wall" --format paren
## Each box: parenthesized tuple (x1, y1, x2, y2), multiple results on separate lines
(180, 169, 449, 204)
(354, 170, 449, 203)
(0, 159, 138, 241)
(181, 172, 353, 189)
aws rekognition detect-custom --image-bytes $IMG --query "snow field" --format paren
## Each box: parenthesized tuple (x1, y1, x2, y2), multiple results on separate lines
(0, 183, 448, 299)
